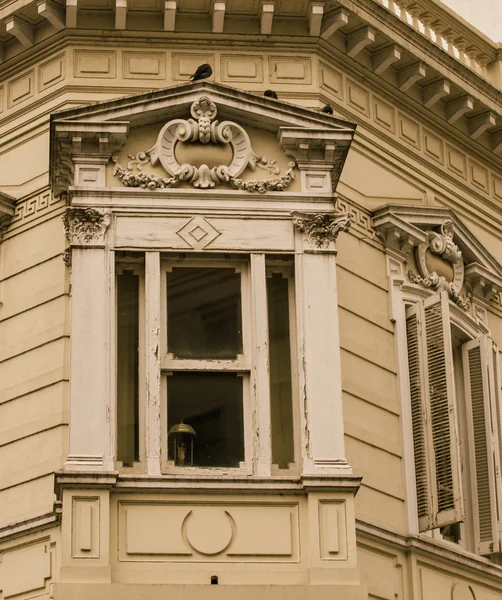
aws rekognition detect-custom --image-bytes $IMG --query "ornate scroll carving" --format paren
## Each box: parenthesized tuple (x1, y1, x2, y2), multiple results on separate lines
(63, 207, 111, 245)
(409, 220, 470, 309)
(292, 212, 352, 248)
(112, 96, 296, 192)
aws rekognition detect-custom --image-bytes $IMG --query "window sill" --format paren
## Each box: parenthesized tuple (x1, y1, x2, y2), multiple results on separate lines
(55, 471, 362, 495)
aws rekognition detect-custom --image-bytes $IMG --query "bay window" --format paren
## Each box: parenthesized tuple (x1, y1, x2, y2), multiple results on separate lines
(116, 253, 298, 475)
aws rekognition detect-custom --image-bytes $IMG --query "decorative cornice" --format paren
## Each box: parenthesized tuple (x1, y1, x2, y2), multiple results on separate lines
(51, 121, 128, 196)
(372, 205, 502, 307)
(292, 211, 352, 248)
(63, 207, 111, 247)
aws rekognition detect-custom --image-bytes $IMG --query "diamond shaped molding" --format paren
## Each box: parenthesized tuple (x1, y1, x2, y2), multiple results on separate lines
(176, 216, 221, 249)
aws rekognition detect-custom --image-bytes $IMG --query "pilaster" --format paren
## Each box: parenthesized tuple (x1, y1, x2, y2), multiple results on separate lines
(63, 207, 113, 471)
(293, 211, 352, 476)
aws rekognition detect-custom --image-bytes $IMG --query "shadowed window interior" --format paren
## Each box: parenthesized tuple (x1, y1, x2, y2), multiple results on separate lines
(117, 269, 140, 466)
(167, 372, 244, 467)
(167, 267, 242, 359)
(267, 273, 294, 469)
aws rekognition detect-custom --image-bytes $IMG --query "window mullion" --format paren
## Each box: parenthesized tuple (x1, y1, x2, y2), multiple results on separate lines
(250, 253, 272, 477)
(145, 251, 162, 476)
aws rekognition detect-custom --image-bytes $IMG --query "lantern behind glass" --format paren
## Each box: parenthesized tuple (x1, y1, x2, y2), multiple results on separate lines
(168, 421, 196, 466)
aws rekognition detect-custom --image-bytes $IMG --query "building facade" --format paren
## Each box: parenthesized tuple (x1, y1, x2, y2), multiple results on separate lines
(0, 1, 502, 599)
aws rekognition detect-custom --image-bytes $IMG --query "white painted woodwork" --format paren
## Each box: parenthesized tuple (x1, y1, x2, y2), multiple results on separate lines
(346, 26, 375, 59)
(250, 254, 272, 477)
(384, 253, 420, 534)
(66, 0, 78, 28)
(65, 249, 111, 471)
(260, 2, 274, 35)
(372, 45, 401, 75)
(37, 0, 65, 30)
(5, 16, 34, 48)
(398, 62, 426, 92)
(469, 111, 497, 139)
(114, 216, 295, 252)
(115, 0, 127, 30)
(145, 252, 162, 476)
(320, 8, 349, 40)
(423, 79, 451, 109)
(212, 1, 225, 33)
(164, 0, 176, 31)
(295, 249, 347, 475)
(446, 95, 474, 124)
(308, 2, 324, 37)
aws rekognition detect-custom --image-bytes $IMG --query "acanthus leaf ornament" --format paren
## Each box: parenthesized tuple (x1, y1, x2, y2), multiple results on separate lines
(63, 207, 112, 245)
(409, 219, 470, 309)
(292, 212, 352, 248)
(112, 96, 296, 192)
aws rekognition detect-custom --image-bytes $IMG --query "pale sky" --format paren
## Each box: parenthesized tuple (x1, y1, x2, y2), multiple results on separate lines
(439, 0, 502, 42)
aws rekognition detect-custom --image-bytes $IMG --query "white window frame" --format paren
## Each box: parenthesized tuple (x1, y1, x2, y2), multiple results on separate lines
(159, 256, 252, 476)
(115, 251, 300, 479)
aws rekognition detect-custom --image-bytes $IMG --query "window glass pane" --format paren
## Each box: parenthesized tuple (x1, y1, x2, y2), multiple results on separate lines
(117, 270, 139, 465)
(268, 274, 294, 468)
(167, 372, 244, 467)
(167, 267, 242, 359)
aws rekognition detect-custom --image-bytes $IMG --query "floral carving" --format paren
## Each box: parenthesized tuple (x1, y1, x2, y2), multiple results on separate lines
(112, 96, 296, 192)
(63, 207, 111, 245)
(411, 219, 469, 308)
(292, 212, 352, 248)
(408, 270, 470, 310)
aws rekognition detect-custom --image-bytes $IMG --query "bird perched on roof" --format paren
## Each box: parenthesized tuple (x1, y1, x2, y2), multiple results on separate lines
(189, 63, 213, 81)
(264, 89, 278, 99)
(321, 103, 334, 115)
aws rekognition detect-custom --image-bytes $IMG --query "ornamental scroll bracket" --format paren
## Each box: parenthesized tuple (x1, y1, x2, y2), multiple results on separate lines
(408, 219, 470, 309)
(0, 192, 15, 243)
(112, 96, 296, 193)
(292, 211, 352, 248)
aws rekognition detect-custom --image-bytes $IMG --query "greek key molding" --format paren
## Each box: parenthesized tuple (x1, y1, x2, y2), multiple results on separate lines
(292, 211, 352, 248)
(63, 207, 111, 246)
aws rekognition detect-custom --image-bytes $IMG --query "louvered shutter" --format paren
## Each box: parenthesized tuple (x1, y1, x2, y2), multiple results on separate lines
(463, 337, 502, 554)
(422, 292, 463, 528)
(492, 344, 502, 552)
(406, 303, 435, 531)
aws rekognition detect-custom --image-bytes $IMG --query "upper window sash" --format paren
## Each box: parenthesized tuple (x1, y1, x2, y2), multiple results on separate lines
(160, 258, 251, 370)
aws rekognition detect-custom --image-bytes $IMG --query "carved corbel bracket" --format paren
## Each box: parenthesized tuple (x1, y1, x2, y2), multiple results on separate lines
(464, 263, 502, 301)
(279, 127, 354, 193)
(292, 211, 352, 249)
(52, 121, 129, 196)
(63, 207, 112, 251)
(0, 192, 16, 242)
(372, 213, 427, 256)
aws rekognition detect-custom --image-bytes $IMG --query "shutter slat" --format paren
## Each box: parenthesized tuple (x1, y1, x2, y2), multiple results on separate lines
(463, 336, 501, 555)
(424, 295, 460, 522)
(406, 311, 430, 524)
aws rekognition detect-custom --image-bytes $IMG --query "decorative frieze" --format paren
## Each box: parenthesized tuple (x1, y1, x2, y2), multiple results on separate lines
(292, 212, 352, 248)
(63, 207, 111, 246)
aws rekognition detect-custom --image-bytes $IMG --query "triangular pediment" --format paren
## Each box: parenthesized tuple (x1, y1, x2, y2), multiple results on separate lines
(373, 205, 502, 302)
(50, 81, 356, 197)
